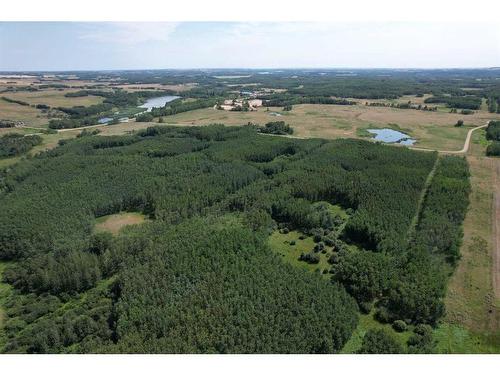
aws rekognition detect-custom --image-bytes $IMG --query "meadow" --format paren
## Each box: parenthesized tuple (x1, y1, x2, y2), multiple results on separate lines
(162, 102, 499, 151)
(4, 90, 105, 107)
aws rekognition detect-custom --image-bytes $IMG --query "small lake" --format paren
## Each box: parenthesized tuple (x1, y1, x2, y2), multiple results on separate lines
(139, 95, 180, 112)
(367, 128, 416, 145)
(98, 117, 113, 124)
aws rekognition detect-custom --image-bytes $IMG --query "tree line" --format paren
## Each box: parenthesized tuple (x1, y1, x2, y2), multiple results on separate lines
(0, 134, 42, 157)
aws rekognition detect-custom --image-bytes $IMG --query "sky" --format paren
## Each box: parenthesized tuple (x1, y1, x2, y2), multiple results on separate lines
(0, 22, 499, 71)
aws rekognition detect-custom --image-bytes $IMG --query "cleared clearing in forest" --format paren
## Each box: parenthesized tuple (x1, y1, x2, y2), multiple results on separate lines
(94, 212, 147, 235)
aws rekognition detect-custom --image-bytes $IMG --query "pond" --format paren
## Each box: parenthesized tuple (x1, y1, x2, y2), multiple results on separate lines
(98, 117, 113, 124)
(138, 95, 180, 112)
(367, 128, 416, 145)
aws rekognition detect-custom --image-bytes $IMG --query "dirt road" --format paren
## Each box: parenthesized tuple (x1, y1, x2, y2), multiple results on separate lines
(411, 122, 489, 154)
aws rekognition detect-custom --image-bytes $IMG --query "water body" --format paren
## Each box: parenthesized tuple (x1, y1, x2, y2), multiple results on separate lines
(98, 117, 113, 124)
(138, 95, 180, 112)
(367, 128, 416, 145)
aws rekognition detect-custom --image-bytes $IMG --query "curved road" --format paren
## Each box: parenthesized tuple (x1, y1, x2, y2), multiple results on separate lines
(410, 121, 489, 154)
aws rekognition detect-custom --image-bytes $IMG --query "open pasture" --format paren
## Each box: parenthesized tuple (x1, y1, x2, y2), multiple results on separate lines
(3, 89, 104, 107)
(0, 99, 48, 127)
(162, 102, 500, 151)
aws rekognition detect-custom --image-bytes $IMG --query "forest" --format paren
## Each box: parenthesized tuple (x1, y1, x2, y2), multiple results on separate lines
(485, 121, 500, 156)
(423, 95, 482, 110)
(0, 124, 470, 353)
(0, 134, 42, 157)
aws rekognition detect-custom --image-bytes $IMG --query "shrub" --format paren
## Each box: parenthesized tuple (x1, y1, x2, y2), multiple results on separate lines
(358, 329, 404, 354)
(407, 324, 435, 353)
(374, 307, 392, 324)
(486, 141, 500, 157)
(358, 301, 373, 314)
(392, 320, 408, 332)
(299, 252, 320, 264)
(136, 113, 154, 122)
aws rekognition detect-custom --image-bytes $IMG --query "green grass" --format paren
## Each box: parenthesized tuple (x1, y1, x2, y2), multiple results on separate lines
(267, 203, 348, 276)
(434, 323, 500, 353)
(341, 310, 413, 353)
(268, 230, 331, 275)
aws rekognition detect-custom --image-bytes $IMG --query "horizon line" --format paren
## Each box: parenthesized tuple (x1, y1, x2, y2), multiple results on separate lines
(1, 67, 500, 73)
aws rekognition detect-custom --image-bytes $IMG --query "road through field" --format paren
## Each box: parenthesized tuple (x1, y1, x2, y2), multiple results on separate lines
(411, 122, 488, 154)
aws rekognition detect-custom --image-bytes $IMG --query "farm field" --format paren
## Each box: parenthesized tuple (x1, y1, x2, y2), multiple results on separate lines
(3, 90, 105, 107)
(439, 130, 500, 352)
(0, 99, 48, 127)
(162, 102, 500, 151)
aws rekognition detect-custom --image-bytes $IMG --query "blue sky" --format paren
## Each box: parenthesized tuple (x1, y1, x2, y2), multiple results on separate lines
(0, 22, 499, 71)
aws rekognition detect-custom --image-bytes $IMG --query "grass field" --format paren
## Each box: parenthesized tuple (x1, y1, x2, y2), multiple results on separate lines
(269, 230, 331, 274)
(4, 90, 104, 107)
(161, 102, 499, 151)
(0, 99, 47, 127)
(94, 212, 148, 235)
(341, 310, 413, 353)
(441, 127, 500, 352)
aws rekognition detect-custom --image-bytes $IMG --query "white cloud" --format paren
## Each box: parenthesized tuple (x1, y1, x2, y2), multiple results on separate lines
(79, 22, 179, 45)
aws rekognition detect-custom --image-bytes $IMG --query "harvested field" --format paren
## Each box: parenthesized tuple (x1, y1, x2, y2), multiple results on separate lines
(4, 89, 104, 107)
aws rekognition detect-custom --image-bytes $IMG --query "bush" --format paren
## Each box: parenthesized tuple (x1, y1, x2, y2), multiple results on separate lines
(358, 329, 404, 354)
(328, 253, 339, 264)
(258, 121, 293, 135)
(136, 113, 154, 122)
(374, 307, 392, 323)
(486, 141, 500, 157)
(486, 121, 500, 141)
(407, 324, 435, 353)
(299, 252, 320, 264)
(392, 320, 408, 332)
(455, 119, 464, 127)
(358, 301, 373, 314)
(313, 242, 325, 252)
